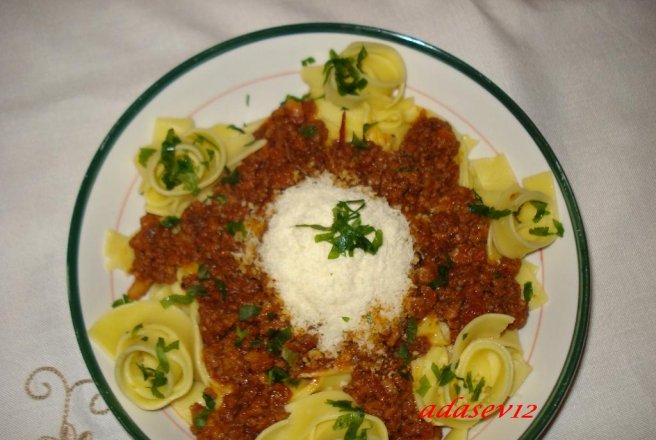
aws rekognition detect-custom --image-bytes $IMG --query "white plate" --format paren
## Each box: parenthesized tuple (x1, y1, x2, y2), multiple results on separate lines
(68, 23, 590, 440)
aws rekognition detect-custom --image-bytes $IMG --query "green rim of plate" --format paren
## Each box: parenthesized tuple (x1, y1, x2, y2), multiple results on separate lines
(67, 22, 590, 440)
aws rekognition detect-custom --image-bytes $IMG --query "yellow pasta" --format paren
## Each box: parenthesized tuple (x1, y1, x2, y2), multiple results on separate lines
(103, 229, 134, 272)
(302, 42, 419, 151)
(89, 300, 196, 410)
(412, 314, 528, 434)
(114, 323, 193, 410)
(467, 153, 562, 259)
(256, 390, 388, 440)
(515, 260, 549, 310)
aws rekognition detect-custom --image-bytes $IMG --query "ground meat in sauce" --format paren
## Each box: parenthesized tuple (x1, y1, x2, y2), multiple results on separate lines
(129, 99, 527, 440)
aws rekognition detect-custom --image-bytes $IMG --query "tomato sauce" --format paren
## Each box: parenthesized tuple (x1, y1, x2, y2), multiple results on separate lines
(128, 99, 527, 440)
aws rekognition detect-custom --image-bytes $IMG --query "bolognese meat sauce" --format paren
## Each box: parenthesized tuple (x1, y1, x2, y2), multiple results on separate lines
(128, 99, 527, 440)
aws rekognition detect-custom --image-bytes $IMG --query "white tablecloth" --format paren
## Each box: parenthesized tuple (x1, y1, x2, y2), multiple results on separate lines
(2, 1, 655, 438)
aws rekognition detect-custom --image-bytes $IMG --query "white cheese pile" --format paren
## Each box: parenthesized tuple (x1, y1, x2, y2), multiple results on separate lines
(259, 173, 414, 355)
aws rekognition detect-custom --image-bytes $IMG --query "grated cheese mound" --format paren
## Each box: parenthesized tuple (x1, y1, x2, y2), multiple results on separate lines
(259, 174, 414, 355)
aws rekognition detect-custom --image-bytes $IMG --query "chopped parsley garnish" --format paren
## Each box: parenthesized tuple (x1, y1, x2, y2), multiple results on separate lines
(111, 294, 132, 308)
(281, 94, 307, 105)
(323, 46, 369, 96)
(301, 56, 316, 66)
(234, 326, 248, 347)
(396, 317, 417, 361)
(214, 278, 227, 301)
(266, 366, 298, 386)
(197, 263, 211, 281)
(225, 221, 246, 237)
(160, 216, 180, 229)
(245, 94, 250, 106)
(265, 327, 292, 355)
(470, 377, 486, 402)
(342, 316, 350, 322)
(227, 124, 245, 134)
(206, 193, 227, 204)
(193, 392, 216, 430)
(299, 125, 317, 138)
(138, 337, 179, 399)
(160, 284, 208, 308)
(138, 147, 156, 167)
(529, 219, 564, 237)
(220, 167, 240, 185)
(416, 375, 431, 397)
(326, 399, 368, 440)
(432, 362, 456, 386)
(238, 304, 261, 320)
(296, 199, 383, 259)
(468, 191, 512, 219)
(428, 255, 453, 289)
(523, 281, 534, 303)
(281, 347, 298, 366)
(351, 133, 367, 149)
(158, 128, 200, 195)
(395, 343, 410, 360)
(351, 122, 377, 150)
(529, 200, 550, 223)
(130, 323, 143, 337)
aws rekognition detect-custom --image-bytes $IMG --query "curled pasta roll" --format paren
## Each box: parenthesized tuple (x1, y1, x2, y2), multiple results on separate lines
(142, 128, 227, 197)
(324, 42, 406, 109)
(114, 324, 193, 410)
(208, 120, 267, 170)
(490, 190, 557, 259)
(89, 300, 195, 358)
(447, 340, 513, 412)
(256, 390, 388, 440)
(413, 314, 521, 431)
(451, 313, 514, 361)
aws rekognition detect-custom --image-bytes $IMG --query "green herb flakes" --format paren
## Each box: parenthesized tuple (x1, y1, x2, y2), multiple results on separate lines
(238, 304, 261, 321)
(138, 147, 156, 167)
(323, 46, 369, 96)
(138, 337, 179, 399)
(529, 219, 565, 237)
(160, 216, 180, 229)
(193, 392, 216, 430)
(266, 327, 292, 355)
(111, 294, 132, 308)
(416, 375, 431, 397)
(523, 281, 534, 303)
(160, 284, 208, 308)
(326, 399, 367, 440)
(227, 124, 245, 133)
(299, 125, 317, 138)
(234, 326, 248, 347)
(468, 191, 512, 219)
(220, 167, 240, 185)
(432, 362, 456, 386)
(225, 221, 246, 237)
(429, 255, 453, 290)
(296, 200, 383, 259)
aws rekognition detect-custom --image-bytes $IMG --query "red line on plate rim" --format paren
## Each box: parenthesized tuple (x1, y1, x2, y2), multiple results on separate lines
(188, 70, 300, 117)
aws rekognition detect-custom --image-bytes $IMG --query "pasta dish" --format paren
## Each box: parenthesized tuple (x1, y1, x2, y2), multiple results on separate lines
(90, 42, 563, 440)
